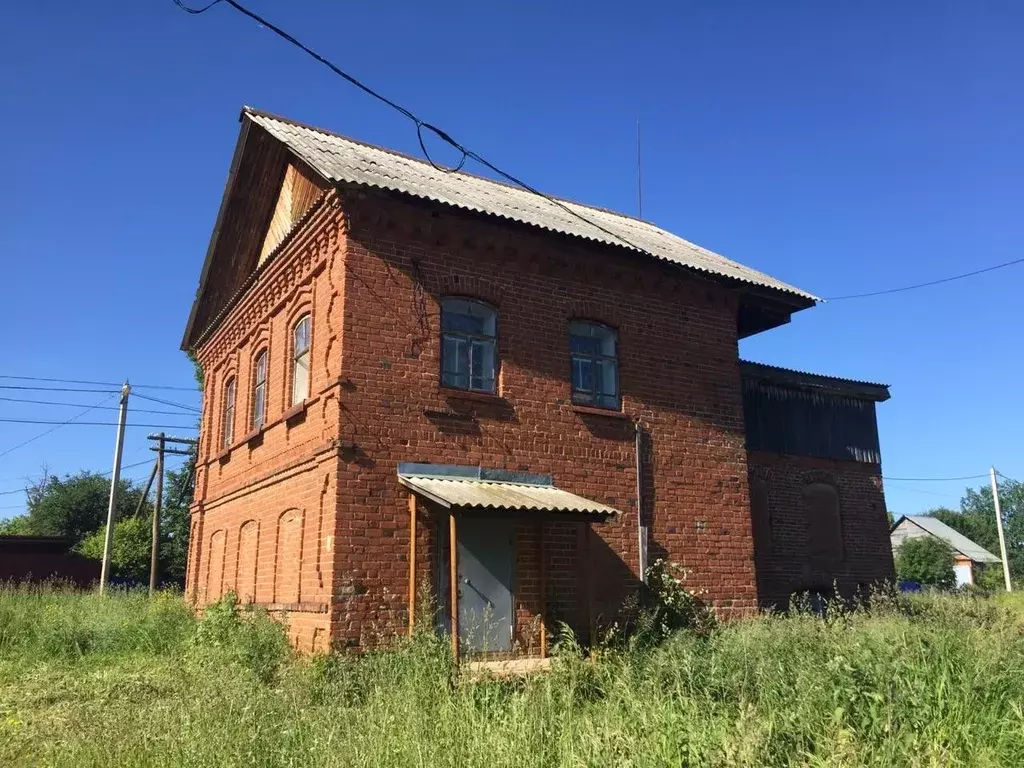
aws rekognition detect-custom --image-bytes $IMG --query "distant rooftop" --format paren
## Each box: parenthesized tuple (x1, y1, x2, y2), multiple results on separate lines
(894, 515, 1001, 563)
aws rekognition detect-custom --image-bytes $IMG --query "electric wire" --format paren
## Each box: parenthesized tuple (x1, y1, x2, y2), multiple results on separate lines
(0, 395, 194, 416)
(0, 394, 118, 461)
(824, 257, 1024, 300)
(0, 375, 197, 392)
(882, 474, 989, 482)
(0, 419, 198, 429)
(0, 458, 158, 496)
(131, 392, 202, 413)
(171, 0, 656, 256)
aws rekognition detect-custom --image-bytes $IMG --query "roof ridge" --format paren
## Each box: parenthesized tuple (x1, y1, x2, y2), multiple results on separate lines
(241, 105, 663, 227)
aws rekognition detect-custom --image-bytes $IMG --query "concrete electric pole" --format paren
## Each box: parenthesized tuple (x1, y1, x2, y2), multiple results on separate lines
(99, 381, 131, 595)
(991, 467, 1013, 592)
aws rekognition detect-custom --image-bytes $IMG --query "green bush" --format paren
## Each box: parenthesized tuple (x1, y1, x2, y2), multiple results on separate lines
(895, 535, 956, 589)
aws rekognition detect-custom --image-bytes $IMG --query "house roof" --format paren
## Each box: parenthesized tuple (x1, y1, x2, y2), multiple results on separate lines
(247, 108, 818, 299)
(182, 107, 820, 349)
(398, 475, 619, 518)
(740, 361, 891, 402)
(894, 515, 1001, 564)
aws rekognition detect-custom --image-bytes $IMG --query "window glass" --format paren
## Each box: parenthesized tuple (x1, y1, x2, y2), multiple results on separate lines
(292, 315, 311, 405)
(441, 299, 496, 393)
(222, 377, 236, 448)
(569, 321, 619, 409)
(252, 351, 267, 430)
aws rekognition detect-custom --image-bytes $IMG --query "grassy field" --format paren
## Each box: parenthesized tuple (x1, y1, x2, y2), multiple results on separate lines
(1, 587, 1023, 767)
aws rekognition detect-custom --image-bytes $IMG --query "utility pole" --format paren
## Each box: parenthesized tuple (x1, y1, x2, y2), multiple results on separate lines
(99, 381, 131, 595)
(149, 433, 165, 595)
(991, 467, 1013, 592)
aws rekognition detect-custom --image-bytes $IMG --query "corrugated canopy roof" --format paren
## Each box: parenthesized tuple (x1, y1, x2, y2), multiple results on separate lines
(399, 475, 619, 517)
(899, 515, 1001, 563)
(244, 108, 818, 303)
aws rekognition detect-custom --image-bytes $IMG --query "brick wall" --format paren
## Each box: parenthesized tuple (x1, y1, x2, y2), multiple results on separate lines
(329, 187, 758, 649)
(189, 183, 767, 652)
(186, 194, 346, 652)
(747, 450, 895, 608)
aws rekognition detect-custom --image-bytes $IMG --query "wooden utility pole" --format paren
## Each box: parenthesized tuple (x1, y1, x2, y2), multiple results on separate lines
(149, 433, 165, 595)
(991, 467, 1013, 592)
(100, 381, 131, 594)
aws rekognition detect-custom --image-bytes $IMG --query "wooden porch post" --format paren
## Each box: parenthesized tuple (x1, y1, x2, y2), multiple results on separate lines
(408, 494, 417, 636)
(449, 512, 459, 659)
(585, 522, 596, 646)
(539, 520, 547, 659)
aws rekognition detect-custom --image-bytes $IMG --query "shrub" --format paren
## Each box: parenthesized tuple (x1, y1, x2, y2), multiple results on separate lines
(895, 535, 955, 589)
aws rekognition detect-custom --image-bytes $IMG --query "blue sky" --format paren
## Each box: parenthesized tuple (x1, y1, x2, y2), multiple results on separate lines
(1, 1, 1021, 519)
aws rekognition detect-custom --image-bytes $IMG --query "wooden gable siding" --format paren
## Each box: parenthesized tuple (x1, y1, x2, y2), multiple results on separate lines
(189, 127, 328, 347)
(258, 163, 325, 266)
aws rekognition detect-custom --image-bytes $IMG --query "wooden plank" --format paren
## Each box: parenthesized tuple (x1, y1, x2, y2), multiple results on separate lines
(449, 513, 459, 659)
(585, 523, 595, 647)
(408, 494, 417, 636)
(539, 521, 547, 659)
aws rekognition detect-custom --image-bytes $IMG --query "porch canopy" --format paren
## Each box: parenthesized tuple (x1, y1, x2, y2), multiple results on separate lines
(398, 463, 619, 659)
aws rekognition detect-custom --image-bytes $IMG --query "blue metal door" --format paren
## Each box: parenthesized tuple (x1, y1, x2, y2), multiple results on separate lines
(457, 517, 514, 653)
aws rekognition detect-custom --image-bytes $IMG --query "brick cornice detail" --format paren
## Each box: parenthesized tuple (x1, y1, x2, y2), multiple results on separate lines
(198, 200, 346, 366)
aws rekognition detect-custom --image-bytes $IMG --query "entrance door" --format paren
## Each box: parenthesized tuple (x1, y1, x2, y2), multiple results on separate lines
(457, 517, 514, 653)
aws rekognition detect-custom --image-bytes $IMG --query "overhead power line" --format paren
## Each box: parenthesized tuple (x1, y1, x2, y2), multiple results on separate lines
(0, 395, 195, 416)
(0, 375, 197, 392)
(0, 394, 118, 461)
(825, 257, 1024, 301)
(171, 0, 654, 260)
(0, 419, 198, 429)
(882, 474, 989, 482)
(132, 392, 201, 413)
(0, 385, 118, 394)
(0, 458, 160, 496)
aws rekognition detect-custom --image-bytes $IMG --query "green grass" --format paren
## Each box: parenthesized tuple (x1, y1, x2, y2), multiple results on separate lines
(2, 585, 1024, 767)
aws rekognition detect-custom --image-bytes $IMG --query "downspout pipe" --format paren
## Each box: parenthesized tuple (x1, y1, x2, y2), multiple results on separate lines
(634, 417, 648, 584)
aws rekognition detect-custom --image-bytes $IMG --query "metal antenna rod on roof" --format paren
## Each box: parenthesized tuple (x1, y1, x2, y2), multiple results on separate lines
(636, 119, 644, 220)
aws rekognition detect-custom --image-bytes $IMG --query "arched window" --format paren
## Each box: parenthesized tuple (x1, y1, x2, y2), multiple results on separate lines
(569, 321, 619, 409)
(291, 315, 311, 405)
(441, 298, 497, 393)
(222, 376, 236, 448)
(251, 350, 268, 430)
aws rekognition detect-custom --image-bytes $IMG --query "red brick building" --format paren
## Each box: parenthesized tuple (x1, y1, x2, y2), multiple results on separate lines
(182, 108, 894, 654)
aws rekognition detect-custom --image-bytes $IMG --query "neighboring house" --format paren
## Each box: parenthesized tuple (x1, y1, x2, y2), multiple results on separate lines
(0, 536, 100, 586)
(181, 107, 895, 655)
(890, 515, 1001, 586)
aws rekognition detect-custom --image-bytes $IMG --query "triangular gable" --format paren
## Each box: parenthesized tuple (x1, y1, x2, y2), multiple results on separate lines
(181, 115, 329, 350)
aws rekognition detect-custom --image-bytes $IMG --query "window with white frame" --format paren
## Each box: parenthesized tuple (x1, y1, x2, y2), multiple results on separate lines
(222, 377, 236, 448)
(291, 315, 311, 405)
(251, 350, 268, 430)
(569, 321, 619, 409)
(441, 298, 497, 393)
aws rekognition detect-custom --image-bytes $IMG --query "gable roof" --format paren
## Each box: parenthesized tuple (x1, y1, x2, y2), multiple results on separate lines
(740, 361, 890, 402)
(247, 108, 817, 300)
(893, 515, 1001, 563)
(183, 107, 818, 349)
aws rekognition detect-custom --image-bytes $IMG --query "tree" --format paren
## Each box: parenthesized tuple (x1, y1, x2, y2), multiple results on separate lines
(928, 477, 1023, 584)
(160, 454, 195, 583)
(77, 516, 152, 583)
(895, 535, 955, 589)
(15, 472, 146, 545)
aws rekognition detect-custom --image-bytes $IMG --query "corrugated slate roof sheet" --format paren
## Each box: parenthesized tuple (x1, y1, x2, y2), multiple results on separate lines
(398, 476, 619, 517)
(245, 108, 818, 302)
(903, 515, 1001, 563)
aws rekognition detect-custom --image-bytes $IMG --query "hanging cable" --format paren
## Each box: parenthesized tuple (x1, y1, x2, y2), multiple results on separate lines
(0, 395, 195, 416)
(170, 0, 653, 257)
(132, 392, 202, 413)
(882, 473, 988, 482)
(0, 394, 118, 460)
(825, 257, 1024, 301)
(0, 419, 198, 429)
(0, 375, 197, 392)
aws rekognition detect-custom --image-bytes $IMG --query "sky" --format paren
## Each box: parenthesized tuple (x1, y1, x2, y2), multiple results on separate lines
(0, 1, 1021, 519)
